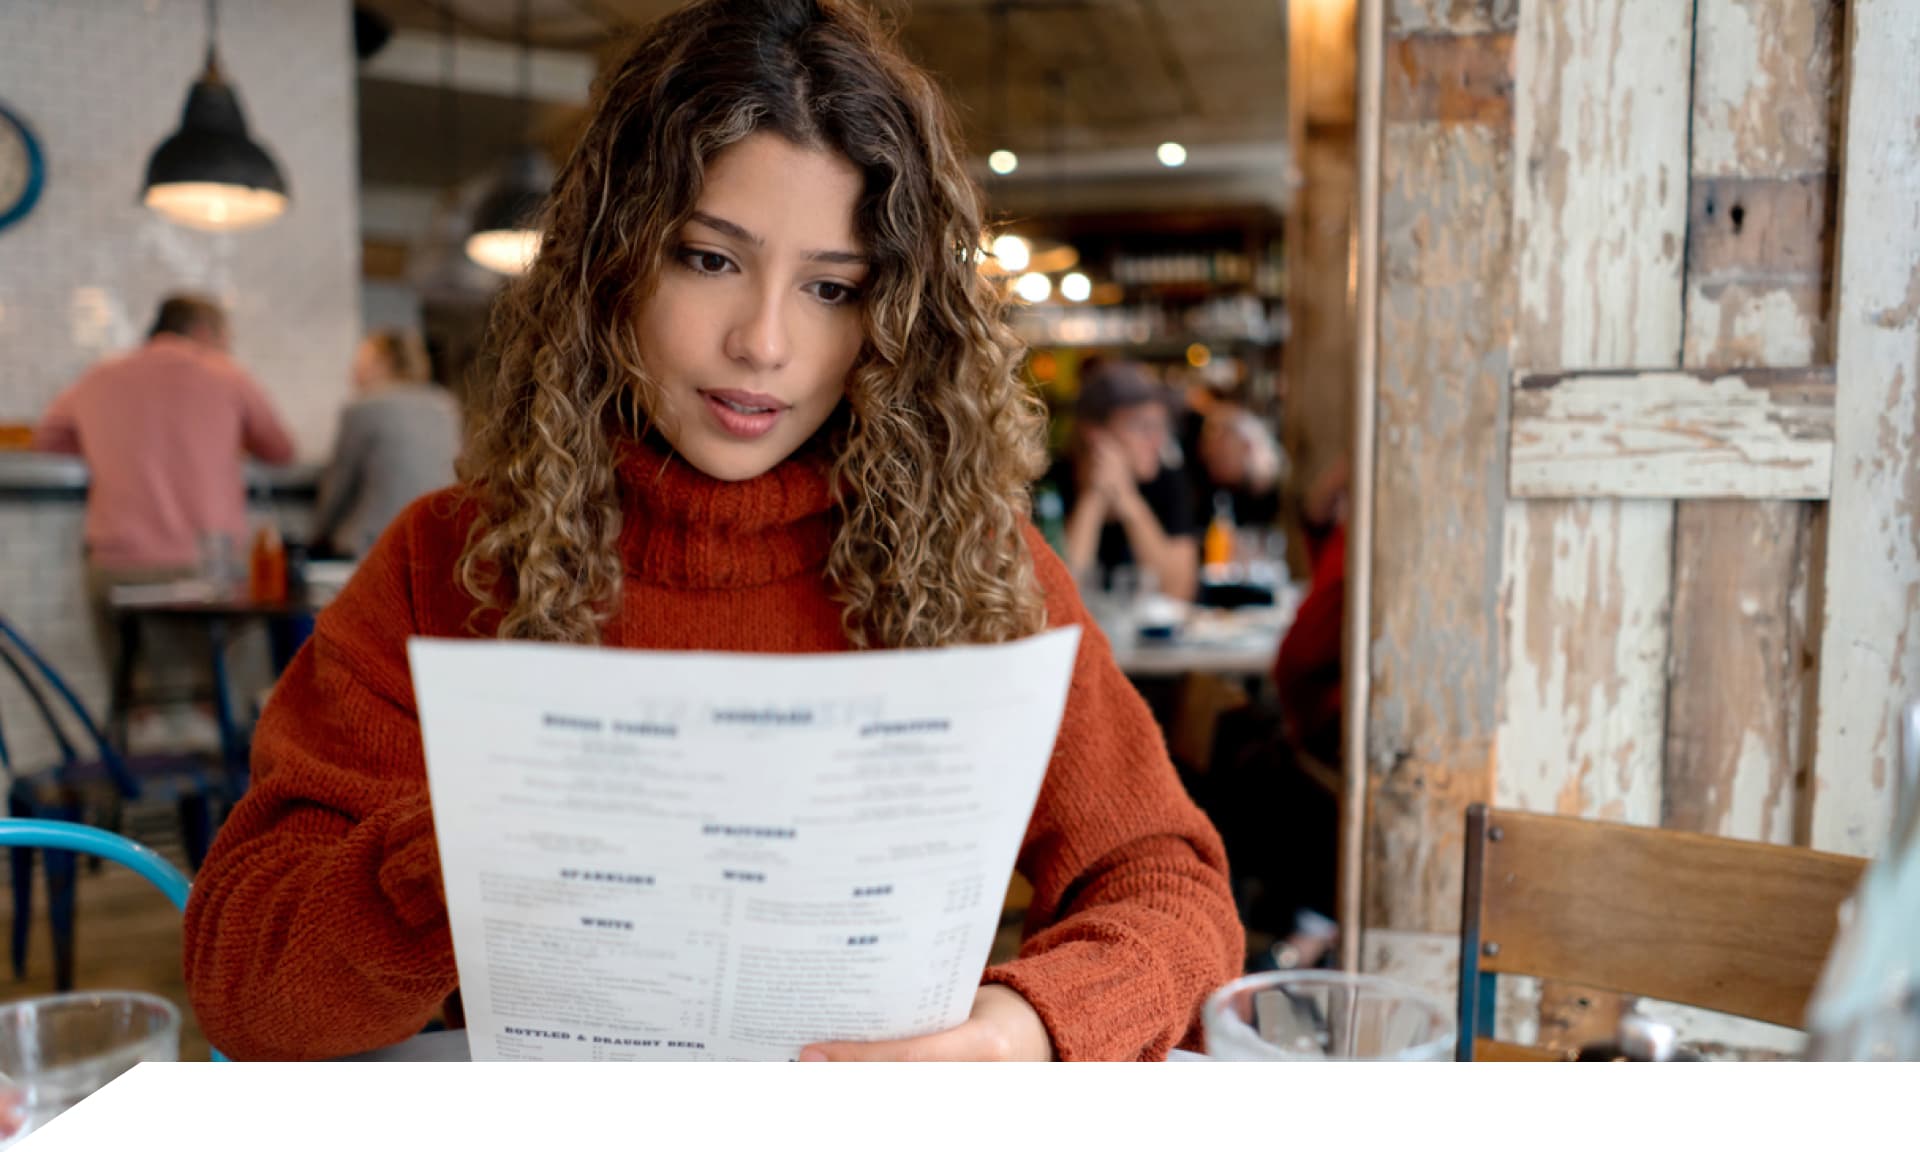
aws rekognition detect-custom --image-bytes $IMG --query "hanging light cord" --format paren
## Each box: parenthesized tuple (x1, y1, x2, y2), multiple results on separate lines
(202, 0, 223, 79)
(517, 0, 533, 146)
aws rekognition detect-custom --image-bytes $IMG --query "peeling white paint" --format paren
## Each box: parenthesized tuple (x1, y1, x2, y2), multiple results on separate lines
(1510, 369, 1834, 499)
(1811, 0, 1920, 858)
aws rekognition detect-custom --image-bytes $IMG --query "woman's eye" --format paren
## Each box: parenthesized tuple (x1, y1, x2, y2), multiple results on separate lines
(811, 282, 861, 306)
(681, 248, 734, 275)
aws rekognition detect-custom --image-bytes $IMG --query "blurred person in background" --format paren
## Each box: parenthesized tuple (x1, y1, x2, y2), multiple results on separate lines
(1273, 455, 1349, 765)
(34, 294, 295, 677)
(1193, 403, 1283, 530)
(311, 329, 463, 558)
(1051, 360, 1198, 600)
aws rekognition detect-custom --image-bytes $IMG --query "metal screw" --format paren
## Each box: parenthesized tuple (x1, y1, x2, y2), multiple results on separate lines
(1483, 941, 1501, 957)
(1489, 826, 1505, 842)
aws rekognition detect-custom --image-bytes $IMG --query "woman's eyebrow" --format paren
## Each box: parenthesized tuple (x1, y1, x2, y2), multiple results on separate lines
(689, 210, 867, 266)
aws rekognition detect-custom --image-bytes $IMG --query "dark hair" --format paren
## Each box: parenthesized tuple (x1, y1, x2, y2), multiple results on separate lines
(1076, 360, 1167, 425)
(149, 294, 226, 340)
(459, 0, 1045, 648)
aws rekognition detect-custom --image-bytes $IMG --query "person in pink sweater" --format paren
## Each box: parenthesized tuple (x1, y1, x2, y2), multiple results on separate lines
(35, 294, 295, 690)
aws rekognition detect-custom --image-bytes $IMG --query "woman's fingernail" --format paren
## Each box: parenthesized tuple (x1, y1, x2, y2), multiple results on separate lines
(799, 1049, 828, 1062)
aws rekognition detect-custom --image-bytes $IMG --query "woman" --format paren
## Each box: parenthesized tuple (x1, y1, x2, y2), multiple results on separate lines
(183, 0, 1240, 1062)
(311, 329, 463, 558)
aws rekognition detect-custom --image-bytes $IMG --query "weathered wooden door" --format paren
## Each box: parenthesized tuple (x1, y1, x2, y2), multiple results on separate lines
(1361, 0, 1920, 1049)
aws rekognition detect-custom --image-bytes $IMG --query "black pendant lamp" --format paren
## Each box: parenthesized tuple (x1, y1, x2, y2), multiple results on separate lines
(143, 0, 289, 231)
(465, 0, 551, 276)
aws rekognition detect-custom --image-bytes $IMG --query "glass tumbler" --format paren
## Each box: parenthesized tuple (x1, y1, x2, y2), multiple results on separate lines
(1203, 971, 1454, 1061)
(0, 991, 181, 1145)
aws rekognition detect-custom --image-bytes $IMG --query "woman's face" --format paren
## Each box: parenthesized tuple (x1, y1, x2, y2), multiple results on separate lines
(351, 339, 388, 392)
(634, 132, 870, 482)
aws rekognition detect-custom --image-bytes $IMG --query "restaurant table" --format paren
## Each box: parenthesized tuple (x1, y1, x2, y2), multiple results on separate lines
(345, 1029, 1211, 1061)
(1106, 593, 1302, 683)
(105, 581, 339, 780)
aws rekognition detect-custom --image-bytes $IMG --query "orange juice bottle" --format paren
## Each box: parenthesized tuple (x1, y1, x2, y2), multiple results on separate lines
(1204, 492, 1236, 568)
(250, 521, 287, 603)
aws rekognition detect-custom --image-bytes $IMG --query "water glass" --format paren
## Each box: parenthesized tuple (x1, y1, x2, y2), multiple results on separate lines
(0, 992, 181, 1144)
(1204, 971, 1454, 1061)
(198, 532, 239, 596)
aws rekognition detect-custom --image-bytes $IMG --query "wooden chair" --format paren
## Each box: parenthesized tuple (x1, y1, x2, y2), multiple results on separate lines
(1456, 803, 1867, 1061)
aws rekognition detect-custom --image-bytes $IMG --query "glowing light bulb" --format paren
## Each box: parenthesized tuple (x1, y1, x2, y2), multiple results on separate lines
(989, 150, 1019, 175)
(991, 234, 1031, 273)
(1014, 272, 1052, 303)
(1060, 272, 1092, 302)
(1157, 141, 1188, 168)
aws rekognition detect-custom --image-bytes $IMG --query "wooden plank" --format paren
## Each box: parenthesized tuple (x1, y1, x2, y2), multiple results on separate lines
(1664, 501, 1816, 841)
(1473, 1037, 1570, 1061)
(1498, 0, 1692, 831)
(1496, 499, 1672, 825)
(1811, 0, 1920, 856)
(1387, 0, 1518, 36)
(1509, 367, 1835, 500)
(1474, 808, 1866, 1028)
(1668, 0, 1842, 848)
(1385, 33, 1513, 126)
(1367, 79, 1512, 935)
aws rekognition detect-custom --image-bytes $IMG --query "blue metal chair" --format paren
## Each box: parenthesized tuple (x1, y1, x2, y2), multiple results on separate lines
(0, 817, 223, 1060)
(0, 616, 234, 989)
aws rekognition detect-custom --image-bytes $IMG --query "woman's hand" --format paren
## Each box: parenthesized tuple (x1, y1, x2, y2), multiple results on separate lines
(798, 985, 1054, 1062)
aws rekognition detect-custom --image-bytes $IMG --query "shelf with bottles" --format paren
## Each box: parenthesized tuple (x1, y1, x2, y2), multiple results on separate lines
(1110, 250, 1286, 299)
(1009, 294, 1288, 352)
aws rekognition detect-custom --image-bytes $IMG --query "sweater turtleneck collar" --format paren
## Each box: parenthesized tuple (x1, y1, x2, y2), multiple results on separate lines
(612, 434, 837, 590)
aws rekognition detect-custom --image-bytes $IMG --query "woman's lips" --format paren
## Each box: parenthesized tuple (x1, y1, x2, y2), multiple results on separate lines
(700, 389, 787, 439)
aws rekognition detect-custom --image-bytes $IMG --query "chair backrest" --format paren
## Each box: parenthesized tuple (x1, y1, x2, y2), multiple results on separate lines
(0, 616, 139, 796)
(0, 818, 189, 911)
(1457, 803, 1867, 1061)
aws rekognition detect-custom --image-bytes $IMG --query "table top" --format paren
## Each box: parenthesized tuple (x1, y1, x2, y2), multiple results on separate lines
(1108, 594, 1301, 680)
(106, 580, 335, 619)
(346, 1029, 1210, 1062)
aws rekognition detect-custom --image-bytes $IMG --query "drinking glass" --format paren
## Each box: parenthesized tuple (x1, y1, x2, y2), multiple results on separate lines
(0, 992, 180, 1144)
(1203, 971, 1454, 1061)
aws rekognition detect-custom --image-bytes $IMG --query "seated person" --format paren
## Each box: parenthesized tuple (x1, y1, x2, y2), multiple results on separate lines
(1194, 403, 1283, 530)
(1049, 361, 1198, 601)
(311, 330, 463, 558)
(1273, 457, 1350, 766)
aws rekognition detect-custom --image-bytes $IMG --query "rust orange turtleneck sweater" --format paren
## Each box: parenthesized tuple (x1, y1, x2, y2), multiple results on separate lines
(182, 437, 1243, 1061)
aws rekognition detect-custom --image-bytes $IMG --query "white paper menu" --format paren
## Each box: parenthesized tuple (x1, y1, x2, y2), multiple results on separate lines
(406, 627, 1081, 1061)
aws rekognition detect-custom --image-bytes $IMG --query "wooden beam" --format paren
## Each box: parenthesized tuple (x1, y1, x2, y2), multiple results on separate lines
(1497, 0, 1692, 826)
(1509, 367, 1835, 500)
(1342, 0, 1385, 974)
(1666, 0, 1842, 849)
(1364, 27, 1513, 940)
(1810, 0, 1920, 856)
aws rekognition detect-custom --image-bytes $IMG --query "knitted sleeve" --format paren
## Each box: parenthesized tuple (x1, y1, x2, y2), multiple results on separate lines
(981, 526, 1245, 1060)
(182, 500, 456, 1060)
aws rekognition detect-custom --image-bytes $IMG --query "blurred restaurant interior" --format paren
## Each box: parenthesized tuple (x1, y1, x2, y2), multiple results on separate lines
(1, 0, 1918, 1079)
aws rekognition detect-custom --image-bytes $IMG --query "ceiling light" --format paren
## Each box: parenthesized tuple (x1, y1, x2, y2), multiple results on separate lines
(991, 234, 1031, 273)
(143, 0, 289, 231)
(466, 146, 552, 275)
(1014, 272, 1052, 304)
(989, 150, 1019, 175)
(1157, 141, 1188, 168)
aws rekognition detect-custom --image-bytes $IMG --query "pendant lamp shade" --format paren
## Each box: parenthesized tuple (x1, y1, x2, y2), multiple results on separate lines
(464, 146, 552, 276)
(143, 43, 289, 230)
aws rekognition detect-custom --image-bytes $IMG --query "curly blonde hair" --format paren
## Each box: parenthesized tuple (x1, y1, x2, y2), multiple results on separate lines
(457, 0, 1047, 648)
